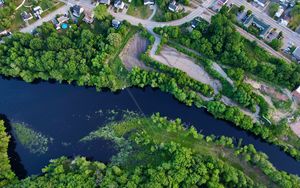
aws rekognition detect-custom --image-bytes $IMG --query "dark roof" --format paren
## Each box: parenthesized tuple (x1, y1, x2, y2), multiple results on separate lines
(73, 5, 81, 13)
(114, 0, 123, 6)
(21, 11, 32, 20)
(244, 15, 271, 36)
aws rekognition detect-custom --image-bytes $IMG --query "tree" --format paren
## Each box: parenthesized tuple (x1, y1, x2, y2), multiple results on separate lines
(246, 10, 252, 16)
(269, 39, 283, 51)
(238, 5, 245, 12)
(268, 3, 279, 17)
(107, 33, 122, 47)
(93, 5, 108, 20)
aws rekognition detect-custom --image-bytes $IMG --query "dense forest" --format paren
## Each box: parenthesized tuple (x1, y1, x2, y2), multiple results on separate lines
(3, 114, 300, 187)
(154, 7, 300, 90)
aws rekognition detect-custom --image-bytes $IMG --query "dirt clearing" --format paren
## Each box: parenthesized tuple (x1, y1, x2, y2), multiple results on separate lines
(153, 46, 221, 93)
(120, 34, 149, 70)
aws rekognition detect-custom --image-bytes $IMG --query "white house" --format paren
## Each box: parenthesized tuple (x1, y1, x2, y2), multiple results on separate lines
(98, 0, 111, 5)
(168, 1, 179, 12)
(114, 0, 125, 9)
(33, 6, 43, 19)
(144, 0, 155, 5)
(275, 6, 284, 18)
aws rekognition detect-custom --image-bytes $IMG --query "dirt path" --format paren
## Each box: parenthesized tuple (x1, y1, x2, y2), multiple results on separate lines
(120, 34, 150, 70)
(152, 46, 221, 94)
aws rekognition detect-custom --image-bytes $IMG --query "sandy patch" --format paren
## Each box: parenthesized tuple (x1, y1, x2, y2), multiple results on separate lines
(120, 34, 149, 70)
(153, 46, 221, 93)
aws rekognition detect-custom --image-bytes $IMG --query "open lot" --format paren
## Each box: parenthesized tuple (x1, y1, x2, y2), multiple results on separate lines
(153, 45, 221, 93)
(120, 34, 150, 70)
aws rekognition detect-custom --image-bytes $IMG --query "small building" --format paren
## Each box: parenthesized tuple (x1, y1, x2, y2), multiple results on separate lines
(112, 19, 121, 29)
(98, 0, 111, 5)
(292, 86, 300, 101)
(275, 6, 284, 18)
(279, 18, 289, 26)
(244, 15, 271, 38)
(72, 5, 84, 17)
(0, 30, 11, 37)
(21, 11, 33, 21)
(168, 1, 179, 12)
(83, 10, 94, 24)
(114, 0, 125, 9)
(191, 17, 201, 28)
(292, 47, 300, 60)
(144, 0, 155, 5)
(253, 0, 268, 7)
(33, 6, 43, 19)
(53, 15, 69, 30)
(0, 0, 4, 7)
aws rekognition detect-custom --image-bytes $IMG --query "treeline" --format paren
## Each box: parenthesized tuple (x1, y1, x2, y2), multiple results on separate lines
(0, 21, 130, 91)
(153, 7, 300, 90)
(0, 119, 16, 187)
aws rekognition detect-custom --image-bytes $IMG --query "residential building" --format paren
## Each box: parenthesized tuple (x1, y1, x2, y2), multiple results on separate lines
(114, 0, 125, 9)
(83, 10, 94, 24)
(0, 0, 4, 7)
(253, 0, 268, 7)
(72, 5, 84, 17)
(279, 18, 289, 26)
(112, 19, 121, 29)
(98, 0, 111, 5)
(168, 1, 179, 12)
(244, 15, 271, 38)
(53, 15, 69, 30)
(144, 0, 155, 5)
(21, 11, 33, 21)
(33, 6, 43, 19)
(275, 6, 284, 18)
(292, 46, 300, 60)
(292, 86, 300, 101)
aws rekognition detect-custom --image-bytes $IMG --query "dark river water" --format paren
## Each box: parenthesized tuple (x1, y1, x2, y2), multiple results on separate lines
(1, 77, 300, 178)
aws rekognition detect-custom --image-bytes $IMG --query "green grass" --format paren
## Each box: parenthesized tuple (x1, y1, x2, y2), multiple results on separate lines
(127, 0, 153, 19)
(84, 116, 278, 186)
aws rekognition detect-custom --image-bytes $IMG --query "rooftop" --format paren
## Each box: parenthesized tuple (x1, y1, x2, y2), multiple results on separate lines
(244, 15, 271, 37)
(292, 46, 300, 60)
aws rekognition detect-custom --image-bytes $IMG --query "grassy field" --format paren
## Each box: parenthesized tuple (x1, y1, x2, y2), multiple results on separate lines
(126, 0, 153, 19)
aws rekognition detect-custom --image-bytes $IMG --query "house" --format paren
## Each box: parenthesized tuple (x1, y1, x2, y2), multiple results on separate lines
(112, 19, 121, 29)
(191, 17, 201, 28)
(0, 30, 11, 37)
(83, 10, 94, 24)
(168, 1, 179, 12)
(0, 0, 4, 7)
(98, 0, 111, 5)
(53, 15, 69, 30)
(292, 86, 300, 101)
(244, 15, 271, 38)
(72, 5, 84, 17)
(21, 11, 33, 21)
(114, 0, 125, 9)
(144, 0, 155, 5)
(279, 18, 289, 26)
(33, 6, 43, 19)
(253, 0, 268, 7)
(275, 6, 284, 18)
(292, 47, 300, 60)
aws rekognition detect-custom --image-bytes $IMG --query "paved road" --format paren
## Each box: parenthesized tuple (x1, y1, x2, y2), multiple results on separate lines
(228, 0, 300, 49)
(20, 5, 70, 33)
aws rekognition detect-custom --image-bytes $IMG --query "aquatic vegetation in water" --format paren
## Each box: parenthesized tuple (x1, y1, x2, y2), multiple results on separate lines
(12, 123, 53, 155)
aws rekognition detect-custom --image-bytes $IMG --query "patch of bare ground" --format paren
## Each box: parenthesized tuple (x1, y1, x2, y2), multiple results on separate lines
(153, 45, 221, 94)
(290, 121, 300, 137)
(120, 34, 150, 70)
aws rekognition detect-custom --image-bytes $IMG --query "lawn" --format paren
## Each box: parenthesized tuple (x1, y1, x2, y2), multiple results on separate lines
(126, 0, 153, 19)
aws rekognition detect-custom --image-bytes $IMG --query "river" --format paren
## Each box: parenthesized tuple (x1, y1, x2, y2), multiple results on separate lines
(1, 77, 300, 178)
